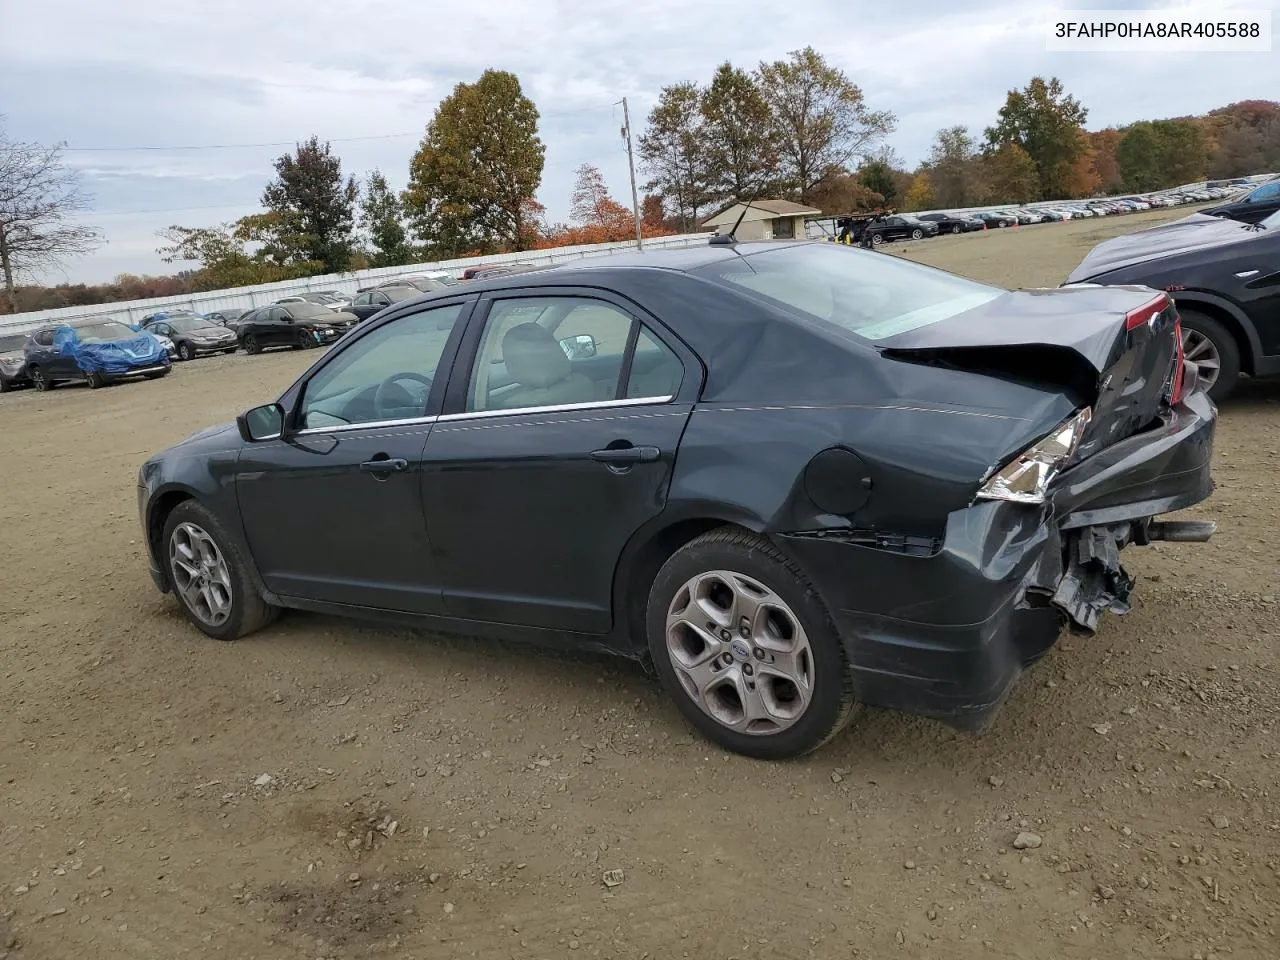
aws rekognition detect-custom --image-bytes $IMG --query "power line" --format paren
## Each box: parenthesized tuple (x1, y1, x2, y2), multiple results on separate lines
(63, 103, 619, 153)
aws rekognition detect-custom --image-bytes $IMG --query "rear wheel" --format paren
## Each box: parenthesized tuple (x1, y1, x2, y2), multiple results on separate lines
(162, 500, 278, 641)
(29, 367, 53, 391)
(646, 527, 857, 760)
(0, 376, 10, 393)
(86, 371, 106, 389)
(1177, 308, 1241, 403)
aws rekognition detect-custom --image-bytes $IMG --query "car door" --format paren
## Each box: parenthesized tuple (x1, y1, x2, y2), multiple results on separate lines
(234, 299, 473, 612)
(884, 216, 907, 239)
(420, 289, 698, 634)
(25, 328, 62, 378)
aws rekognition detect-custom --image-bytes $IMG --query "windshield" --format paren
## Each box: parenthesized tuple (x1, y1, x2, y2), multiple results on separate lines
(166, 316, 211, 332)
(75, 321, 136, 342)
(695, 243, 1003, 342)
(288, 302, 336, 319)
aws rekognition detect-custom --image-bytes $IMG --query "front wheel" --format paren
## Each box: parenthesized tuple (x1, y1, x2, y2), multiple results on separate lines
(178, 342, 195, 361)
(869, 233, 883, 245)
(1177, 308, 1241, 403)
(646, 527, 858, 760)
(910, 228, 923, 240)
(952, 224, 962, 234)
(243, 334, 261, 355)
(162, 500, 278, 641)
(29, 367, 54, 391)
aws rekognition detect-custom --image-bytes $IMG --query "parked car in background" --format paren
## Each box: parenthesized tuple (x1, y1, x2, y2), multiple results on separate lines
(392, 275, 454, 293)
(1066, 207, 1280, 401)
(1202, 177, 1280, 225)
(916, 212, 984, 234)
(277, 292, 352, 311)
(348, 284, 423, 321)
(204, 309, 248, 332)
(142, 313, 239, 361)
(236, 302, 360, 354)
(23, 317, 171, 390)
(972, 211, 1015, 228)
(863, 215, 939, 244)
(461, 262, 542, 280)
(1009, 209, 1044, 224)
(136, 240, 1216, 759)
(0, 333, 31, 392)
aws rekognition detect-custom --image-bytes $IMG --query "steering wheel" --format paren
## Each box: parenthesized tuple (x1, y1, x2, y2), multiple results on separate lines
(372, 372, 433, 421)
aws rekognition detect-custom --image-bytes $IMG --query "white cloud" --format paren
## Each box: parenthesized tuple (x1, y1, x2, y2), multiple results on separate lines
(0, 0, 1274, 282)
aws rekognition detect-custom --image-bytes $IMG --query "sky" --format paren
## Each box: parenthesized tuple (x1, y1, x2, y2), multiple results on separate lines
(1, 0, 1275, 285)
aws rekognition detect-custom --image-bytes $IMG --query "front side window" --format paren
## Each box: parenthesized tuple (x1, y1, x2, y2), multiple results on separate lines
(695, 243, 1003, 342)
(298, 303, 465, 430)
(1249, 183, 1280, 202)
(467, 297, 636, 413)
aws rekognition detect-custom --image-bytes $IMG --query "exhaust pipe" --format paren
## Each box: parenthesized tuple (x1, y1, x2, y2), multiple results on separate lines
(1144, 519, 1216, 543)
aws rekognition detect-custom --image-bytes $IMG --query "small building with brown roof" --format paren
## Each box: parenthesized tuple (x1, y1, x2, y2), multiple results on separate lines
(700, 199, 822, 241)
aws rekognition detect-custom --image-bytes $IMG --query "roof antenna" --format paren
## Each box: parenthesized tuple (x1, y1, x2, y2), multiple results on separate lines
(709, 194, 756, 246)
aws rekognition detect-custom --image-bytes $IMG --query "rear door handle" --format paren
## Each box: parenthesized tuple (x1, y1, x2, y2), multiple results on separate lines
(360, 456, 408, 475)
(589, 445, 660, 464)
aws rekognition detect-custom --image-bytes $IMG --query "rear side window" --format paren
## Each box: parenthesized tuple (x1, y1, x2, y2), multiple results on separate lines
(695, 243, 1003, 342)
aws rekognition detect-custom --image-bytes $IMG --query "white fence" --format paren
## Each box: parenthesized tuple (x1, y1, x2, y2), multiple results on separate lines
(0, 233, 716, 335)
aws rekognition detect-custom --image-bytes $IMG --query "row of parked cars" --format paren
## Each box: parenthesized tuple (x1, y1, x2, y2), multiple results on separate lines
(840, 181, 1257, 245)
(0, 267, 550, 393)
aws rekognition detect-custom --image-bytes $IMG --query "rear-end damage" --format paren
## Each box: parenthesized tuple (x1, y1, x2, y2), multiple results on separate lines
(779, 383, 1217, 733)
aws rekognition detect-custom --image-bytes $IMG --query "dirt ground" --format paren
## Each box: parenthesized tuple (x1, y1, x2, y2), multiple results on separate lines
(1, 206, 1277, 960)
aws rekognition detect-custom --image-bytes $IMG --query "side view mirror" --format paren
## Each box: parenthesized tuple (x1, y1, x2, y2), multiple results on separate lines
(560, 333, 597, 360)
(237, 402, 285, 442)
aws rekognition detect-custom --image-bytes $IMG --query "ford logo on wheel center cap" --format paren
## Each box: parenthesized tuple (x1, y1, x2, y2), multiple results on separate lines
(729, 638, 752, 661)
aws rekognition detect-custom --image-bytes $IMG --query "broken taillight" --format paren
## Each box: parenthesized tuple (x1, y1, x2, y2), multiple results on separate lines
(975, 407, 1093, 505)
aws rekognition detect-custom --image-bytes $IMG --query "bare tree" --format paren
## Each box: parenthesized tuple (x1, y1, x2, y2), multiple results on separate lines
(0, 124, 101, 312)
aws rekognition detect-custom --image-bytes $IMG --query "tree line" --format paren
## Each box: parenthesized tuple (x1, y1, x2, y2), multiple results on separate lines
(2, 60, 1278, 315)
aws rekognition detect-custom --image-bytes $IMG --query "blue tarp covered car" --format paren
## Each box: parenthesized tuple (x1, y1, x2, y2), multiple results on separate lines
(24, 318, 172, 391)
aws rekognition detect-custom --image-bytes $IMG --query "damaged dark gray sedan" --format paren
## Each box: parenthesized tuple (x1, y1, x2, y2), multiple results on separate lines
(137, 241, 1216, 759)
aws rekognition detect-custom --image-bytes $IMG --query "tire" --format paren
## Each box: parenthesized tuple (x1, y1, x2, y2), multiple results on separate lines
(29, 367, 54, 391)
(910, 228, 924, 240)
(243, 334, 261, 355)
(144, 369, 168, 380)
(86, 371, 105, 389)
(646, 527, 858, 760)
(870, 233, 883, 245)
(1177, 308, 1241, 403)
(161, 499, 278, 641)
(951, 224, 962, 234)
(296, 330, 317, 349)
(178, 342, 195, 361)
(0, 376, 9, 393)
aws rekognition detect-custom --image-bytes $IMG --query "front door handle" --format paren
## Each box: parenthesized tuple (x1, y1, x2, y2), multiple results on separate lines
(360, 456, 408, 475)
(589, 445, 660, 464)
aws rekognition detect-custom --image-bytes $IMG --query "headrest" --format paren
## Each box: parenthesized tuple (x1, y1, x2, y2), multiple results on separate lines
(501, 323, 570, 389)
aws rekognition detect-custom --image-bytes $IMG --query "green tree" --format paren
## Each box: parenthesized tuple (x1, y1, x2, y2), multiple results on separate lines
(638, 82, 714, 231)
(259, 136, 359, 272)
(700, 62, 778, 203)
(1116, 120, 1207, 191)
(857, 159, 898, 205)
(404, 69, 545, 256)
(156, 216, 318, 291)
(981, 143, 1040, 203)
(925, 126, 985, 208)
(757, 46, 895, 203)
(985, 76, 1089, 199)
(360, 170, 413, 266)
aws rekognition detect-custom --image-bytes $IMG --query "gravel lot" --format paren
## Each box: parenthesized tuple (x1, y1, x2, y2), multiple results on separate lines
(1, 206, 1277, 960)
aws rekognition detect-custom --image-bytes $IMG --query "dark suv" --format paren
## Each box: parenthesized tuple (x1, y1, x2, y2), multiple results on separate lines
(24, 317, 171, 390)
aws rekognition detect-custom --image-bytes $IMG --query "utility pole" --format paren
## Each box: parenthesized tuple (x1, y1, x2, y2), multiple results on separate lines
(620, 97, 643, 250)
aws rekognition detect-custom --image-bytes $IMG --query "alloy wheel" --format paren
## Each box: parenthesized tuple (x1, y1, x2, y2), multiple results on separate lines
(1181, 327, 1222, 392)
(664, 570, 814, 736)
(179, 343, 194, 361)
(169, 521, 234, 627)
